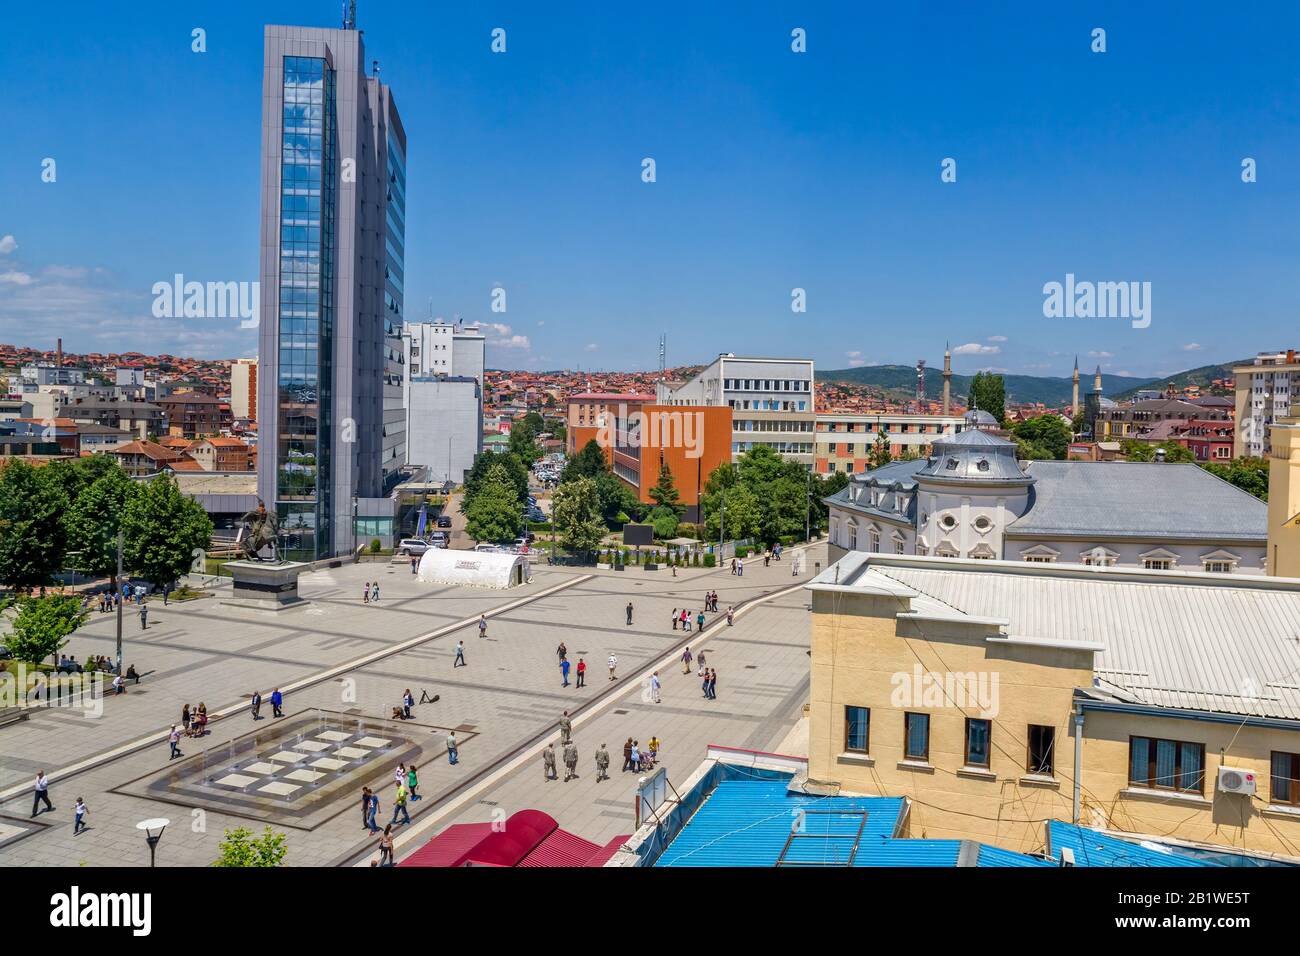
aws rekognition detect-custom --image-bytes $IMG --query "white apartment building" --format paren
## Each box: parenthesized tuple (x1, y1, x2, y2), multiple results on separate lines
(815, 412, 966, 474)
(1235, 349, 1299, 457)
(657, 354, 815, 466)
(229, 358, 257, 421)
(403, 320, 487, 483)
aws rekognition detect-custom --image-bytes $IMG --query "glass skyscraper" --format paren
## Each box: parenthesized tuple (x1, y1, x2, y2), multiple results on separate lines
(257, 23, 406, 560)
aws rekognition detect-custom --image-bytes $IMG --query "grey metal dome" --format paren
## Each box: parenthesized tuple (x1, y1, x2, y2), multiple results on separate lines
(916, 428, 1031, 484)
(962, 408, 999, 429)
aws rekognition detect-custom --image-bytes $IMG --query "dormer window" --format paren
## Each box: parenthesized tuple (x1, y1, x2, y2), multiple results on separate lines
(976, 459, 990, 472)
(946, 458, 959, 470)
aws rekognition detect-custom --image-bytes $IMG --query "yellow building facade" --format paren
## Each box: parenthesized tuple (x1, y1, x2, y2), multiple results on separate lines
(1267, 402, 1300, 578)
(808, 554, 1300, 861)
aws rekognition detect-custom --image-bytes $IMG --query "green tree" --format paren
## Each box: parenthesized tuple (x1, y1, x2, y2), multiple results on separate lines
(1011, 415, 1072, 460)
(867, 430, 892, 469)
(561, 440, 609, 484)
(703, 483, 761, 541)
(595, 470, 642, 523)
(508, 419, 541, 463)
(0, 460, 69, 592)
(1120, 439, 1194, 463)
(462, 452, 529, 510)
(647, 461, 682, 515)
(465, 463, 523, 542)
(1202, 457, 1269, 501)
(1014, 439, 1056, 461)
(968, 371, 1006, 425)
(120, 473, 213, 589)
(2, 594, 89, 668)
(551, 475, 607, 553)
(648, 505, 679, 540)
(211, 826, 288, 867)
(65, 466, 139, 586)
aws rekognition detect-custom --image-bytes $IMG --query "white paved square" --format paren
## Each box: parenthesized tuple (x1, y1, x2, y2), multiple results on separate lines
(268, 751, 306, 764)
(316, 731, 352, 742)
(309, 757, 349, 771)
(334, 746, 371, 759)
(293, 740, 332, 753)
(0, 822, 25, 843)
(355, 737, 391, 748)
(242, 762, 279, 775)
(258, 781, 301, 796)
(214, 773, 259, 788)
(284, 769, 325, 783)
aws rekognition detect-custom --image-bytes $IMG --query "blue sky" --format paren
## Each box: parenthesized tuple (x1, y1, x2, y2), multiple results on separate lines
(1, 1, 1298, 379)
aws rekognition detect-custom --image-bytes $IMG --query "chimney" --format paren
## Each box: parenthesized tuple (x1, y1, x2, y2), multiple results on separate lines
(56, 338, 63, 369)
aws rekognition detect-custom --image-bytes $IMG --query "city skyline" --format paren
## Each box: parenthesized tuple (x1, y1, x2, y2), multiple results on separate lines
(2, 4, 1298, 376)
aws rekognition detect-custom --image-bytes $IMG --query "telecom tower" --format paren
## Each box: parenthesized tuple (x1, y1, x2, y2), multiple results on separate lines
(916, 359, 927, 401)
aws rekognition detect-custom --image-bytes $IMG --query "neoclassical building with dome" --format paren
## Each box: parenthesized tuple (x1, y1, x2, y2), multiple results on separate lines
(824, 412, 1269, 574)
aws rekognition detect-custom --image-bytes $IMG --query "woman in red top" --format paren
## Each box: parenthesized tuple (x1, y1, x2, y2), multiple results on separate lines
(575, 657, 586, 688)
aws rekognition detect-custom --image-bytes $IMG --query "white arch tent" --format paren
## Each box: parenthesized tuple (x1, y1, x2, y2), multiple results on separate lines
(416, 548, 531, 589)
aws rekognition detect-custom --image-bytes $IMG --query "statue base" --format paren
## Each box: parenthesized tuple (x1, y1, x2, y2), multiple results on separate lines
(224, 560, 310, 611)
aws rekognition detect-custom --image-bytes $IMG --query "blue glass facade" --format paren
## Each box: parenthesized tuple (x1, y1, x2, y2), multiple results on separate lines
(276, 55, 337, 560)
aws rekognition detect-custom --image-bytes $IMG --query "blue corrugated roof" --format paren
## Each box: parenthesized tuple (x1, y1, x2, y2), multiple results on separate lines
(652, 778, 1047, 867)
(975, 843, 1054, 867)
(1046, 821, 1216, 867)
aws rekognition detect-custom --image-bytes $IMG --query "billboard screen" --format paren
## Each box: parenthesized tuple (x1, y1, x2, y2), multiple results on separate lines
(622, 523, 655, 547)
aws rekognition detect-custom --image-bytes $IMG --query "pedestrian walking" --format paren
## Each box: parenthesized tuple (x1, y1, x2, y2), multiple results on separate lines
(559, 710, 573, 743)
(556, 641, 567, 662)
(671, 608, 679, 630)
(698, 649, 707, 668)
(560, 658, 571, 687)
(626, 601, 634, 626)
(378, 824, 395, 865)
(411, 557, 418, 575)
(543, 743, 558, 781)
(407, 763, 420, 801)
(738, 560, 744, 577)
(250, 690, 262, 720)
(764, 551, 771, 567)
(607, 654, 618, 681)
(478, 614, 487, 638)
(371, 582, 379, 603)
(731, 558, 737, 575)
(563, 742, 579, 781)
(453, 642, 466, 668)
(595, 743, 610, 781)
(390, 783, 411, 825)
(680, 608, 689, 632)
(401, 689, 414, 719)
(139, 602, 148, 630)
(395, 763, 406, 791)
(73, 797, 88, 835)
(707, 668, 718, 700)
(367, 790, 380, 833)
(576, 657, 586, 688)
(361, 787, 373, 830)
(650, 671, 662, 704)
(168, 725, 182, 759)
(363, 582, 370, 604)
(727, 606, 734, 626)
(271, 687, 284, 718)
(697, 610, 705, 631)
(702, 670, 711, 699)
(630, 741, 641, 772)
(181, 703, 191, 734)
(446, 731, 459, 765)
(622, 737, 634, 772)
(681, 647, 693, 674)
(31, 771, 53, 817)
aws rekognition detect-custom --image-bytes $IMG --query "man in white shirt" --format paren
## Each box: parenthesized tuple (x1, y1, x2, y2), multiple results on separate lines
(607, 654, 618, 681)
(32, 771, 53, 817)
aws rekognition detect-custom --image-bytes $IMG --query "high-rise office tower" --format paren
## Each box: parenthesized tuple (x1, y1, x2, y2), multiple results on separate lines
(256, 20, 407, 559)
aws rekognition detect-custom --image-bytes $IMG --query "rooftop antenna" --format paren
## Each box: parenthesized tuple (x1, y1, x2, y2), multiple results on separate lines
(372, 59, 380, 78)
(916, 358, 927, 401)
(658, 333, 666, 377)
(343, 0, 357, 30)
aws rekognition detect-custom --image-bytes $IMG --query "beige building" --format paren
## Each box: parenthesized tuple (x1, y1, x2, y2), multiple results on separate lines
(230, 358, 258, 421)
(1268, 400, 1300, 578)
(1235, 349, 1300, 457)
(807, 552, 1300, 860)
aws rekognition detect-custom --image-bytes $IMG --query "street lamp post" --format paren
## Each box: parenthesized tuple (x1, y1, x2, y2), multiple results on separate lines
(114, 531, 124, 676)
(136, 817, 170, 867)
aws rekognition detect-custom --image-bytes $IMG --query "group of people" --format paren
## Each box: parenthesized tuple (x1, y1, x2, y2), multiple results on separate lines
(542, 710, 617, 783)
(621, 735, 660, 773)
(361, 581, 381, 604)
(56, 654, 136, 677)
(248, 688, 285, 721)
(555, 642, 588, 688)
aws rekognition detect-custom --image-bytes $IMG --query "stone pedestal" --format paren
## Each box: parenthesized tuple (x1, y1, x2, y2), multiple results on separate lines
(225, 561, 309, 611)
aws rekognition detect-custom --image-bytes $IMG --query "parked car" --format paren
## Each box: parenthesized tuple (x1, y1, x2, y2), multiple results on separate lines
(436, 515, 452, 528)
(398, 538, 429, 556)
(429, 531, 448, 545)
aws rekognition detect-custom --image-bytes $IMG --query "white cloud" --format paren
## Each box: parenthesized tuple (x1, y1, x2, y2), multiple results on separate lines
(492, 334, 531, 350)
(536, 320, 544, 327)
(845, 350, 862, 359)
(952, 342, 1000, 356)
(848, 359, 866, 367)
(986, 335, 1007, 343)
(584, 343, 599, 352)
(0, 235, 16, 255)
(484, 322, 512, 337)
(1087, 350, 1114, 359)
(42, 265, 88, 280)
(0, 270, 34, 286)
(1182, 342, 1203, 351)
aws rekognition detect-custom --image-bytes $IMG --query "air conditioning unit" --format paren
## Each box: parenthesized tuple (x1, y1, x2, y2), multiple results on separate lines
(1217, 766, 1257, 796)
